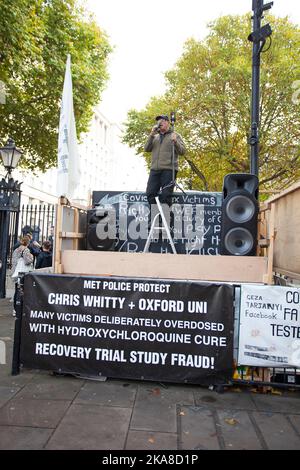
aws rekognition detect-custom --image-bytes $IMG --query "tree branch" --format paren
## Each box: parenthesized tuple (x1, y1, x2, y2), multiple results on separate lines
(184, 157, 209, 190)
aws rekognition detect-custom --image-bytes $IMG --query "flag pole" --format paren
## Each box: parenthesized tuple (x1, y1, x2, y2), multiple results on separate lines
(56, 54, 81, 201)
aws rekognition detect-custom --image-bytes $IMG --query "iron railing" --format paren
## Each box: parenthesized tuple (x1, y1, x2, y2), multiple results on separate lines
(232, 366, 300, 390)
(6, 203, 55, 268)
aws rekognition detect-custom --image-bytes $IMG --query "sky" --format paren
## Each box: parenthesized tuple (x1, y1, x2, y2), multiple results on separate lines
(84, 0, 300, 126)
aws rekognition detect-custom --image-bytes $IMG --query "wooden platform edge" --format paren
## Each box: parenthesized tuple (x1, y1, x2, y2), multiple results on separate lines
(60, 250, 268, 284)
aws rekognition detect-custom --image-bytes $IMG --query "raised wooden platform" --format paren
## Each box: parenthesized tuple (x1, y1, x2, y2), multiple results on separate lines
(61, 250, 268, 284)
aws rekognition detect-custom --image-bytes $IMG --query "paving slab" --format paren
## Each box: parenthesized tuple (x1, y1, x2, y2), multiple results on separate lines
(0, 425, 53, 450)
(288, 414, 300, 436)
(0, 370, 37, 388)
(45, 404, 131, 450)
(179, 405, 221, 450)
(130, 383, 194, 433)
(74, 379, 137, 407)
(125, 430, 178, 450)
(138, 382, 196, 405)
(253, 412, 300, 450)
(217, 409, 263, 450)
(15, 373, 84, 401)
(194, 388, 257, 411)
(0, 385, 21, 408)
(251, 393, 300, 414)
(0, 398, 70, 428)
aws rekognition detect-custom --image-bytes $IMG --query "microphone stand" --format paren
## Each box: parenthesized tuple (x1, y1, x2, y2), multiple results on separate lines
(170, 117, 186, 196)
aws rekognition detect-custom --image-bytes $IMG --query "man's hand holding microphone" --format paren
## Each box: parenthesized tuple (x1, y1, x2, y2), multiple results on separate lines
(150, 120, 162, 136)
(150, 114, 176, 140)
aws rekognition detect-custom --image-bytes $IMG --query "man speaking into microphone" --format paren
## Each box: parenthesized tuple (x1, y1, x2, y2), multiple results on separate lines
(144, 114, 186, 230)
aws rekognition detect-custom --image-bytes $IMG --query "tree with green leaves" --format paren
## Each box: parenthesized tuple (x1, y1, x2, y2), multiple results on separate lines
(123, 14, 300, 193)
(0, 0, 112, 171)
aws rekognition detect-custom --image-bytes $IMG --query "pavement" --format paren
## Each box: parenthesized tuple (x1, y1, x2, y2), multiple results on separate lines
(1, 297, 300, 451)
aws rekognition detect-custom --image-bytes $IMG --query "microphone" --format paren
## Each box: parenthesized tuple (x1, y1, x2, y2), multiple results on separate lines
(154, 120, 162, 131)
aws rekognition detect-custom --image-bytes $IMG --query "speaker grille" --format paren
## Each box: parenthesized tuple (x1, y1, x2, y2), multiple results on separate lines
(226, 195, 256, 223)
(86, 208, 116, 251)
(220, 173, 259, 256)
(224, 228, 254, 256)
(87, 224, 115, 251)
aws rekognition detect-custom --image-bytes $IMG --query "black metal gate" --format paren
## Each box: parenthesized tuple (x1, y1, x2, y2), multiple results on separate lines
(18, 204, 55, 245)
(1, 202, 55, 298)
(0, 178, 22, 298)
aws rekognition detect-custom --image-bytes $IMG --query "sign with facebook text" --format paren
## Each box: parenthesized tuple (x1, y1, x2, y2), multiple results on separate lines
(238, 285, 300, 367)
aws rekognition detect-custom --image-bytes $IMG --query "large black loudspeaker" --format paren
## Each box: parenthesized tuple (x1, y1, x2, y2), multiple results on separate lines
(220, 173, 259, 256)
(86, 208, 116, 251)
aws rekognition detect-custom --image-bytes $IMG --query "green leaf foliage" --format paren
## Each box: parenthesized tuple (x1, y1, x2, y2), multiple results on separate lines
(123, 14, 300, 193)
(0, 0, 112, 172)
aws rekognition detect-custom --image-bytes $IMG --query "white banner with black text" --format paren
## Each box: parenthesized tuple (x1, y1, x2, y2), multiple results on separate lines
(238, 285, 300, 367)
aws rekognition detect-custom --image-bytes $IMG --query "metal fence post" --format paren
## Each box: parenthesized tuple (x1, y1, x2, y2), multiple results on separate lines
(11, 274, 24, 375)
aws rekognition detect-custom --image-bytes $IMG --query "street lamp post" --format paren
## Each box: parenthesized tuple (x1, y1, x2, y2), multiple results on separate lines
(0, 138, 23, 298)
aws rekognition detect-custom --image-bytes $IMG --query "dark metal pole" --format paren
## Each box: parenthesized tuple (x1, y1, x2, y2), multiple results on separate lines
(0, 177, 22, 298)
(0, 211, 10, 298)
(249, 0, 273, 178)
(250, 0, 263, 177)
(11, 275, 24, 375)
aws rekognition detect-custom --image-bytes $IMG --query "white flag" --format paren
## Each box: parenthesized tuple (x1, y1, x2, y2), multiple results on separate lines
(56, 54, 81, 199)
